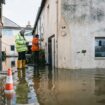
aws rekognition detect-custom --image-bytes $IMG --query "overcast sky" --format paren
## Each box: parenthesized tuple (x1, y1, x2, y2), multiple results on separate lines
(3, 0, 42, 27)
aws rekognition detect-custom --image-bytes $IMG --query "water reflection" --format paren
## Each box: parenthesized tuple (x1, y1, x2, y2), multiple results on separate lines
(5, 93, 14, 105)
(7, 100, 12, 105)
(2, 57, 105, 105)
(16, 68, 28, 104)
(48, 66, 53, 90)
(32, 66, 58, 105)
(32, 69, 105, 105)
(95, 69, 105, 104)
(0, 77, 6, 105)
(11, 61, 15, 67)
(33, 66, 40, 91)
(2, 57, 17, 71)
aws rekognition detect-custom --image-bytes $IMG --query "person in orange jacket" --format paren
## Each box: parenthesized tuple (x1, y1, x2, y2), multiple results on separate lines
(31, 34, 40, 66)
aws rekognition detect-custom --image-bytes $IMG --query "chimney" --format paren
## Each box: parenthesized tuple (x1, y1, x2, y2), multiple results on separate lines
(26, 21, 31, 28)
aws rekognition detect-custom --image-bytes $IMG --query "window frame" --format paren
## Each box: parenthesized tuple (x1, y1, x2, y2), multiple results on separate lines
(95, 37, 105, 59)
(10, 45, 15, 51)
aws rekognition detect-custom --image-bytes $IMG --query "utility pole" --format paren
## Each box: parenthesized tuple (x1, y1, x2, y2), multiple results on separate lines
(0, 0, 5, 71)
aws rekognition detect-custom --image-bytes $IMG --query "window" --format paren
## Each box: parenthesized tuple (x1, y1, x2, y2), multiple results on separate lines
(11, 61, 15, 67)
(95, 37, 105, 57)
(11, 45, 15, 51)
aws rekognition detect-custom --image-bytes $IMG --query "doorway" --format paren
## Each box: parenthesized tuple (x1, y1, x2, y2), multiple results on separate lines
(48, 35, 55, 67)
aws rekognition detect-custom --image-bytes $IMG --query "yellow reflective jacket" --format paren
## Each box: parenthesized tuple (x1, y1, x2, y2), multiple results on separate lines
(15, 34, 28, 52)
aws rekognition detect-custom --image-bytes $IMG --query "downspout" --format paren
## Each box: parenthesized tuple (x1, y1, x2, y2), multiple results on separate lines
(56, 0, 59, 68)
(0, 4, 2, 71)
(39, 17, 42, 48)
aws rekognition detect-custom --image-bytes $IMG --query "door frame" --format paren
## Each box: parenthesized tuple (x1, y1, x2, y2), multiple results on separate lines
(48, 34, 55, 67)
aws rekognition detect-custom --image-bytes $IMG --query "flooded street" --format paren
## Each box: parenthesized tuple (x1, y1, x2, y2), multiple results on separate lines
(34, 68, 105, 105)
(1, 58, 105, 105)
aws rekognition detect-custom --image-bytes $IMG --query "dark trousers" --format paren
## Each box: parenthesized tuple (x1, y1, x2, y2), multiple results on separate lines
(32, 51, 39, 66)
(18, 51, 26, 60)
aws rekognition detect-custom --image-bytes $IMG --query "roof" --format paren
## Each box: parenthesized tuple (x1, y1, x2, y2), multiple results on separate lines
(2, 16, 32, 30)
(32, 0, 47, 35)
(2, 16, 20, 27)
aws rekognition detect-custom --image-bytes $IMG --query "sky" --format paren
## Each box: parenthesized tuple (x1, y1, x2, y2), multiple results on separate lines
(3, 0, 42, 27)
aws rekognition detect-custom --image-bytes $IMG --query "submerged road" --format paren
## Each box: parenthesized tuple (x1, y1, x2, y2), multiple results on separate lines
(1, 57, 105, 105)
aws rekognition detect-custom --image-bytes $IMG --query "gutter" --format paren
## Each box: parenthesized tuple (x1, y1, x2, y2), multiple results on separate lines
(32, 0, 47, 35)
(3, 26, 32, 30)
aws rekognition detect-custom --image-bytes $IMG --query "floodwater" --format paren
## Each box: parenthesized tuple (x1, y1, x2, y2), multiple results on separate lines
(1, 57, 105, 105)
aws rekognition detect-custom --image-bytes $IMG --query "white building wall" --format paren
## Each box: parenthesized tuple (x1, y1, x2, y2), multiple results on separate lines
(60, 0, 105, 69)
(2, 29, 32, 57)
(35, 0, 105, 69)
(36, 0, 60, 66)
(2, 29, 19, 56)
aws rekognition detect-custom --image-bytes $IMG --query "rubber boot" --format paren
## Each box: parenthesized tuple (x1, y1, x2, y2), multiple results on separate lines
(19, 60, 23, 69)
(22, 60, 26, 68)
(17, 60, 22, 69)
(17, 60, 20, 69)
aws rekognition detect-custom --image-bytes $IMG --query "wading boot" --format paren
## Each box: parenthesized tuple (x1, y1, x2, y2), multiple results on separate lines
(17, 60, 22, 69)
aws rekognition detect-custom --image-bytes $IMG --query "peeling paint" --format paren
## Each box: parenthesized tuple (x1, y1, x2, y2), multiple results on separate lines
(97, 9, 104, 21)
(63, 4, 76, 12)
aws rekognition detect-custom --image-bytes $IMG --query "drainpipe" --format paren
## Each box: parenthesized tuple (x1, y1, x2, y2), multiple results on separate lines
(0, 0, 5, 71)
(56, 0, 59, 68)
(0, 3, 2, 71)
(39, 17, 42, 48)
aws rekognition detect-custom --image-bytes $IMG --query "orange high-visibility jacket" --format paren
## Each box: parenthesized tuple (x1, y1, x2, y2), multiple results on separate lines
(31, 37, 39, 52)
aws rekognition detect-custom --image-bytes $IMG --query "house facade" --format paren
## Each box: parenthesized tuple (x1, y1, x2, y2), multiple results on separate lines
(2, 16, 32, 57)
(33, 0, 105, 69)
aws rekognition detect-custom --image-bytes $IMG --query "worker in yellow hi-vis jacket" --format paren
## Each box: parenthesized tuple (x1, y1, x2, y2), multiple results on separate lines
(15, 29, 28, 69)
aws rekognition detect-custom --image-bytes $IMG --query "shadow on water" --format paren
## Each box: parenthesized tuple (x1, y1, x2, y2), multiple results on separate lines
(2, 57, 17, 71)
(16, 68, 28, 104)
(33, 66, 41, 91)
